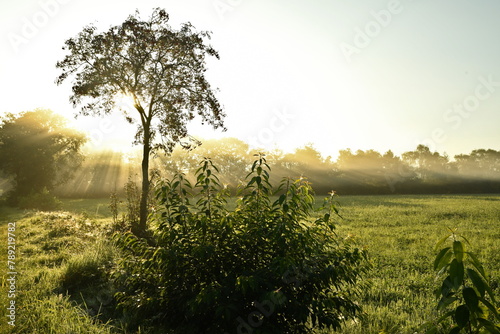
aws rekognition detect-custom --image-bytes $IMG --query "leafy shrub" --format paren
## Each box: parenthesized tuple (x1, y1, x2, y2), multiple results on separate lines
(423, 230, 500, 333)
(114, 155, 369, 333)
(17, 187, 62, 211)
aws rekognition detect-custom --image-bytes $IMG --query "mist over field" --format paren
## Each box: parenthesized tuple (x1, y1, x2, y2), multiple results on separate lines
(41, 138, 500, 198)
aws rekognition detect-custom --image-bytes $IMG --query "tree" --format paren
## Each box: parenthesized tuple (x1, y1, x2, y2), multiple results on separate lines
(56, 8, 225, 234)
(280, 144, 327, 177)
(0, 109, 86, 201)
(455, 149, 500, 180)
(402, 145, 449, 181)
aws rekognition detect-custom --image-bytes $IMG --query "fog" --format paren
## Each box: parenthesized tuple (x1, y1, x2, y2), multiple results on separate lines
(51, 139, 500, 198)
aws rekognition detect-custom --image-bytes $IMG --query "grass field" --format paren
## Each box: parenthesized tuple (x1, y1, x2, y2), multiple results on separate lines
(1, 194, 499, 333)
(330, 194, 500, 333)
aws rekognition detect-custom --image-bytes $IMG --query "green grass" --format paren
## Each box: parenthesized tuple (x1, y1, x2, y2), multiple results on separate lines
(0, 208, 120, 334)
(329, 194, 500, 333)
(0, 194, 499, 333)
(60, 197, 120, 220)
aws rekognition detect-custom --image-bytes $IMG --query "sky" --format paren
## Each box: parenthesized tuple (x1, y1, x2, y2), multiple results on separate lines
(1, 0, 500, 160)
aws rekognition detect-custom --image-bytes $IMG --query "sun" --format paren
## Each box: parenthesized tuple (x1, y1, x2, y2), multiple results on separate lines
(114, 92, 137, 112)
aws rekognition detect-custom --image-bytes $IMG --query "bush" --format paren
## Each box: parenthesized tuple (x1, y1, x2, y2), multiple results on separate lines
(17, 188, 62, 211)
(114, 155, 369, 333)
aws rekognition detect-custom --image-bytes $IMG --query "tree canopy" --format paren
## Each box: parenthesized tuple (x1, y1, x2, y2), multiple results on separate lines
(0, 109, 86, 201)
(56, 8, 225, 233)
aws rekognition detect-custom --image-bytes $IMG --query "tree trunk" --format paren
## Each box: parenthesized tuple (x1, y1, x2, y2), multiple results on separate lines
(137, 127, 151, 235)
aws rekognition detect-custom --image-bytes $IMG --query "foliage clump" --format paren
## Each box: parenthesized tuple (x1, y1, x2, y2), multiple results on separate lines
(424, 230, 500, 333)
(113, 155, 368, 333)
(0, 109, 86, 205)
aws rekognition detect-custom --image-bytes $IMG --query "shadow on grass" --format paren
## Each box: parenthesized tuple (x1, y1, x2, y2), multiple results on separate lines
(0, 203, 30, 225)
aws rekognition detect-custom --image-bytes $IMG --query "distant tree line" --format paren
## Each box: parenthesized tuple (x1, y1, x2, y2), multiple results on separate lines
(54, 138, 500, 197)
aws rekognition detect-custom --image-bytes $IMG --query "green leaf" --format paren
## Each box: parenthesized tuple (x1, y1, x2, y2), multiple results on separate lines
(437, 294, 458, 311)
(460, 235, 471, 246)
(463, 287, 480, 313)
(468, 252, 487, 279)
(436, 310, 456, 324)
(197, 173, 205, 182)
(449, 259, 464, 290)
(453, 240, 465, 262)
(434, 247, 452, 271)
(455, 304, 469, 328)
(435, 234, 451, 251)
(484, 282, 498, 306)
(276, 194, 286, 205)
(448, 326, 461, 334)
(477, 318, 500, 334)
(479, 297, 500, 321)
(251, 160, 258, 171)
(467, 268, 486, 298)
(440, 276, 454, 299)
(467, 253, 497, 304)
(423, 324, 438, 334)
(247, 178, 256, 187)
(255, 176, 262, 185)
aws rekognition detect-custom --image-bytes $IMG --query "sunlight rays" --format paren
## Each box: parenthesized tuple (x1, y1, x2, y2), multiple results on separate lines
(57, 150, 131, 198)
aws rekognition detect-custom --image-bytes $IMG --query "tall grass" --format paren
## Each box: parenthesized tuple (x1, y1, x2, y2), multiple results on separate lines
(1, 211, 118, 334)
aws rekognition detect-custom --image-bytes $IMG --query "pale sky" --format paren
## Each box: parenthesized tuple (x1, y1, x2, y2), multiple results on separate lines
(1, 0, 500, 159)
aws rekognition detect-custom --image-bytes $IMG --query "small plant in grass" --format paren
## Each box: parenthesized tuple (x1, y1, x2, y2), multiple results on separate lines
(124, 176, 141, 228)
(109, 191, 120, 224)
(113, 155, 369, 333)
(424, 229, 500, 333)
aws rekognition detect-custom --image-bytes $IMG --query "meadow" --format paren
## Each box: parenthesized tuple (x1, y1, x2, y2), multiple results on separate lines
(1, 194, 499, 333)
